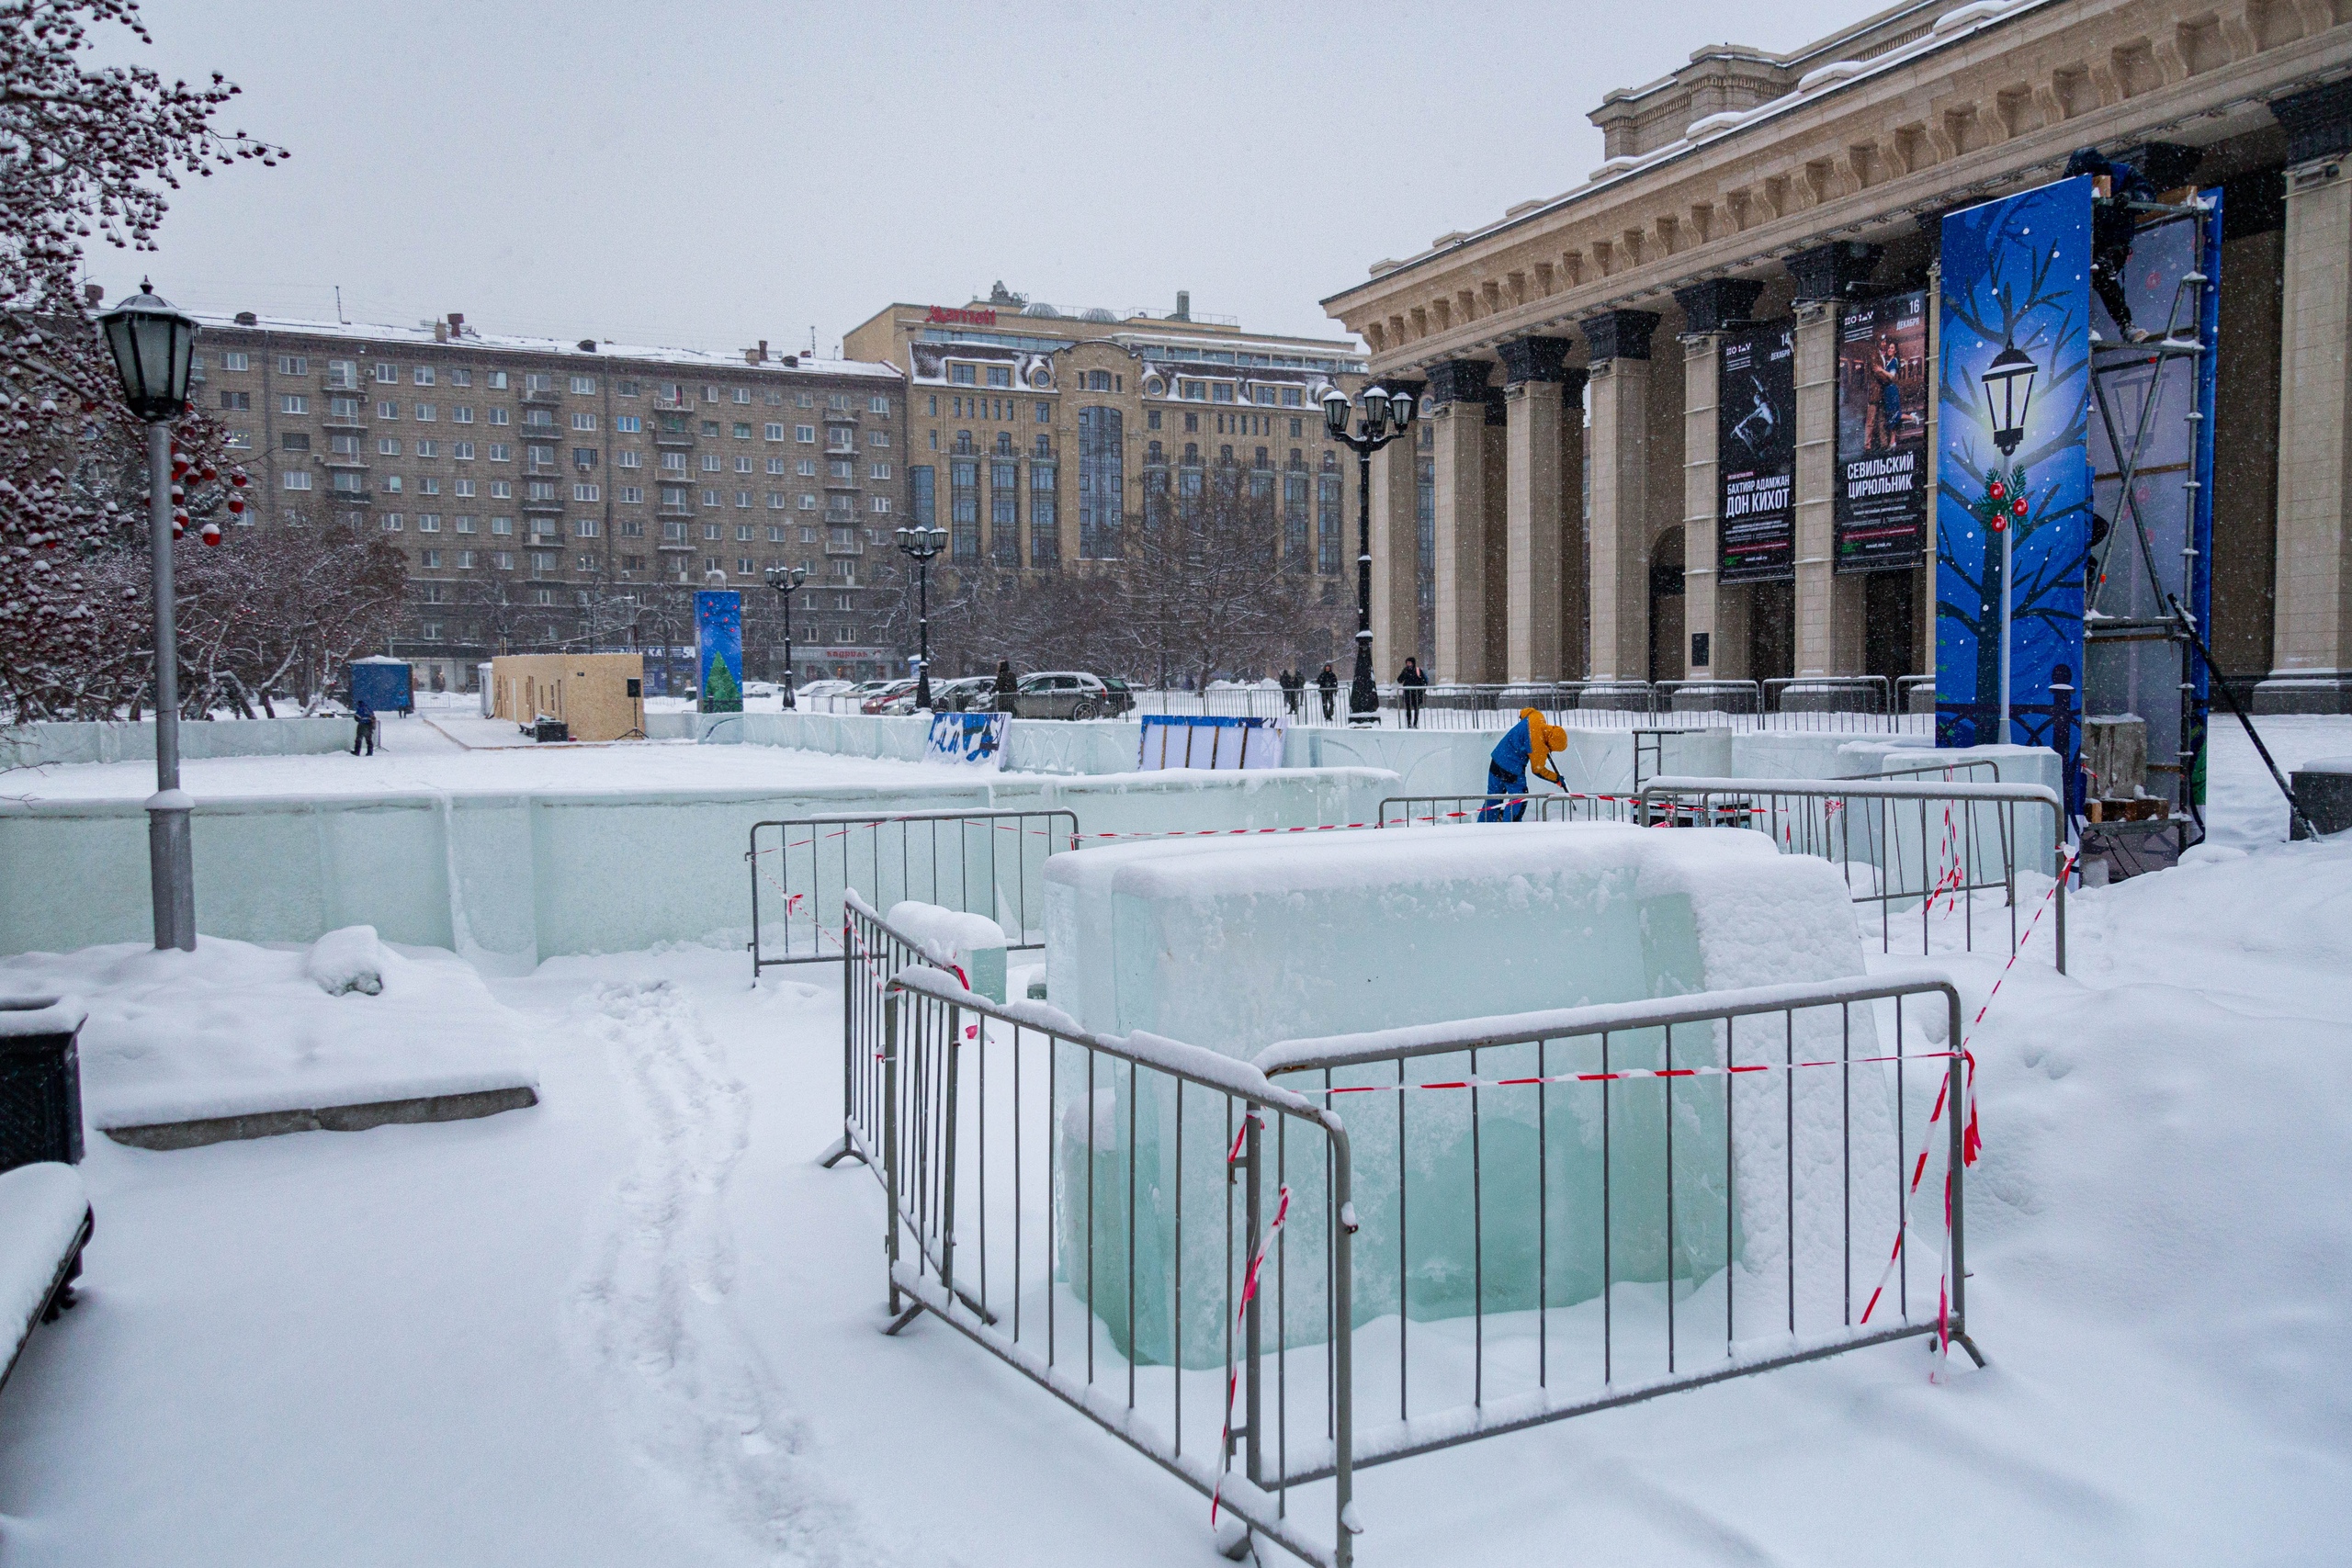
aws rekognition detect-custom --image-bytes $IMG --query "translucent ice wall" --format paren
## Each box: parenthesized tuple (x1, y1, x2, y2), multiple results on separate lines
(1042, 825, 1888, 1367)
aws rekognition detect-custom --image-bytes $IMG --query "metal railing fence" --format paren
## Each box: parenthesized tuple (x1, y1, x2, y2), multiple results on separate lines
(747, 807, 1078, 976)
(849, 897, 1360, 1567)
(1125, 680, 1936, 735)
(1252, 973, 1979, 1475)
(1638, 776, 2066, 971)
(843, 904, 1978, 1562)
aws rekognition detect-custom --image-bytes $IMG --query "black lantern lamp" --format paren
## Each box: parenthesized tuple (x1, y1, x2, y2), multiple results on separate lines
(1981, 340, 2037, 457)
(763, 562, 809, 708)
(1325, 380, 1419, 726)
(893, 524, 949, 708)
(98, 280, 198, 423)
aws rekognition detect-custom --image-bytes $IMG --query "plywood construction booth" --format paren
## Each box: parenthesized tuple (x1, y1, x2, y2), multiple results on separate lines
(488, 653, 646, 742)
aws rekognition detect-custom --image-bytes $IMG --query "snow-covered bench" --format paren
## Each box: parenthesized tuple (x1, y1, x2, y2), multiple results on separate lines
(0, 1163, 92, 1397)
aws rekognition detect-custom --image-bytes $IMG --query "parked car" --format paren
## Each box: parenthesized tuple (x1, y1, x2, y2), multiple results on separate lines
(1013, 671, 1120, 720)
(861, 678, 920, 715)
(928, 675, 999, 713)
(741, 681, 779, 700)
(1098, 676, 1136, 716)
(797, 678, 854, 702)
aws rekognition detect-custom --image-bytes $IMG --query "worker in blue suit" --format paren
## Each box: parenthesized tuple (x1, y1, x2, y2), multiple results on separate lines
(1478, 708, 1566, 821)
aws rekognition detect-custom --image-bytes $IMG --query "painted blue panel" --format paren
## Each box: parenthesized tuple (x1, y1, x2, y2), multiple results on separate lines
(1937, 177, 2094, 789)
(695, 590, 744, 713)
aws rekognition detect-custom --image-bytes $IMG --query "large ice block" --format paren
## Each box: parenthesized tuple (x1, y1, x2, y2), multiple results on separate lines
(1040, 825, 1893, 1368)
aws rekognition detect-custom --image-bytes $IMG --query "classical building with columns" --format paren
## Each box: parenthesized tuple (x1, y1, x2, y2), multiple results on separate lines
(1324, 0, 2352, 710)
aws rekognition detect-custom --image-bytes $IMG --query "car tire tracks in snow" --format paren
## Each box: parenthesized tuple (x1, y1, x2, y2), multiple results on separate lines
(571, 978, 873, 1566)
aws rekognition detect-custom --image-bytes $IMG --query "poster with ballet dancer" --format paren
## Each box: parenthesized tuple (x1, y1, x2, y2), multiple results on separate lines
(1834, 289, 1928, 570)
(1717, 319, 1797, 584)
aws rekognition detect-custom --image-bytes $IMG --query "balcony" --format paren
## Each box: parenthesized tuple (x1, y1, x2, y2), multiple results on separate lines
(657, 504, 694, 519)
(655, 540, 695, 552)
(323, 456, 369, 470)
(521, 499, 564, 515)
(824, 538, 865, 556)
(652, 397, 693, 413)
(824, 476, 863, 491)
(321, 413, 368, 432)
(327, 490, 373, 504)
(521, 389, 562, 407)
(653, 429, 695, 449)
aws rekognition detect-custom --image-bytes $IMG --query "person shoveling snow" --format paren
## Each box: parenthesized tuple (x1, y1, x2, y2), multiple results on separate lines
(1478, 707, 1566, 821)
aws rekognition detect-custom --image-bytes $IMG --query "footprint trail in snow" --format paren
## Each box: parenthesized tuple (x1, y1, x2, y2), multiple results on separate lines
(572, 978, 873, 1566)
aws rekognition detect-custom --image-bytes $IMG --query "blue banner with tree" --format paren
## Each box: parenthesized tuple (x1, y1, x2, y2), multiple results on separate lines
(695, 590, 744, 713)
(1937, 178, 2092, 795)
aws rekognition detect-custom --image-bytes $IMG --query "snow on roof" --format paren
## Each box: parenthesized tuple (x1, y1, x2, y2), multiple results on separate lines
(190, 311, 902, 381)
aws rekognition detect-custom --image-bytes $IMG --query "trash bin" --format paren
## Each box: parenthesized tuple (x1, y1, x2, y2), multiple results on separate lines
(0, 997, 86, 1173)
(533, 717, 571, 743)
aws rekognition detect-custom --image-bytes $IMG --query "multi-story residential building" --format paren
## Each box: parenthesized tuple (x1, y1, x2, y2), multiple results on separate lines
(1324, 0, 2352, 713)
(844, 288, 1385, 671)
(190, 311, 908, 691)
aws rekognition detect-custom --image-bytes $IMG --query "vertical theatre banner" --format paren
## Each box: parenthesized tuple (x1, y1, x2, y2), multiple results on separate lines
(695, 590, 744, 713)
(1718, 321, 1797, 582)
(1936, 178, 2092, 773)
(1835, 290, 1929, 569)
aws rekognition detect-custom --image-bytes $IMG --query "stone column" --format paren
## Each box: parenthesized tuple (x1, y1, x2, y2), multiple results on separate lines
(1787, 243, 1881, 680)
(2256, 83, 2352, 712)
(1560, 369, 1589, 678)
(1368, 378, 1425, 676)
(1670, 281, 1764, 683)
(1427, 359, 1495, 683)
(1499, 336, 1574, 682)
(1580, 310, 1660, 682)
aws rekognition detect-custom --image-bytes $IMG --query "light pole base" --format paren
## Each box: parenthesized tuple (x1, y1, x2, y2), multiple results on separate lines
(146, 788, 197, 953)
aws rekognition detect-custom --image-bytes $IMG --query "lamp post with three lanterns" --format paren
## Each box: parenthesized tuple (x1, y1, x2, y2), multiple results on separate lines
(894, 524, 948, 708)
(1320, 381, 1417, 725)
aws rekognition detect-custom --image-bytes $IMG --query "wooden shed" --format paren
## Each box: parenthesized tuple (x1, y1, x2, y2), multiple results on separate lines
(489, 653, 646, 742)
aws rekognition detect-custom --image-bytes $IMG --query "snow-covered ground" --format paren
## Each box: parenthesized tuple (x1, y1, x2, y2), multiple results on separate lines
(0, 722, 2346, 1565)
(0, 708, 992, 801)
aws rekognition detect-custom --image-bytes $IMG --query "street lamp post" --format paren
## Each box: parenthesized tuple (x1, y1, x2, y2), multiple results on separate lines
(894, 524, 948, 708)
(1321, 382, 1417, 724)
(1980, 341, 2038, 741)
(97, 281, 199, 953)
(763, 562, 809, 708)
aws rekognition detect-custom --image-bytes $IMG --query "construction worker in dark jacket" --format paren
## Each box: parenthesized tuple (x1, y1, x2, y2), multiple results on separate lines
(1478, 707, 1566, 821)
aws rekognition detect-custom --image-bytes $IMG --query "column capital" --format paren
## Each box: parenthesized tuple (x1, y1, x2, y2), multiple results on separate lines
(1580, 309, 1661, 363)
(1786, 241, 1882, 305)
(1496, 334, 1574, 386)
(1424, 357, 1494, 407)
(1560, 367, 1589, 406)
(1671, 278, 1765, 336)
(2271, 79, 2352, 167)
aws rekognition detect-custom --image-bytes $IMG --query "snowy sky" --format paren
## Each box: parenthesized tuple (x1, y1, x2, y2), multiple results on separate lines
(96, 0, 1865, 356)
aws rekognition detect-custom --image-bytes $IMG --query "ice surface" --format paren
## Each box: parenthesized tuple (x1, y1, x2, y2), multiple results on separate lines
(885, 902, 1007, 1001)
(0, 935, 537, 1129)
(1042, 824, 1884, 1364)
(0, 1162, 85, 1354)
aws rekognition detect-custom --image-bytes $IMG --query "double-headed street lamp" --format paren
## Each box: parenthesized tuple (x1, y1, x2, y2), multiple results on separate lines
(894, 524, 948, 708)
(97, 281, 199, 953)
(1321, 381, 1418, 725)
(763, 562, 809, 708)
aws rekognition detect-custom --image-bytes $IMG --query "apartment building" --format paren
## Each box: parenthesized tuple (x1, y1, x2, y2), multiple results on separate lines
(191, 311, 908, 690)
(843, 288, 1385, 669)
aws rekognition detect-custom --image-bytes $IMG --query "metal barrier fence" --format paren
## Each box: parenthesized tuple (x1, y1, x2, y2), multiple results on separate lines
(1638, 775, 2066, 972)
(1127, 681, 1936, 735)
(1254, 973, 1979, 1475)
(842, 900, 1976, 1564)
(747, 808, 1079, 976)
(847, 896, 1360, 1567)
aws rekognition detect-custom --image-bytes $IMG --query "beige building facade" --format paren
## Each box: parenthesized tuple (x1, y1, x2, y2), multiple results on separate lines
(845, 290, 1381, 673)
(189, 313, 908, 690)
(1325, 0, 2352, 711)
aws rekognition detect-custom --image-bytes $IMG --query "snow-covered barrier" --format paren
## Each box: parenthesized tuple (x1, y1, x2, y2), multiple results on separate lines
(0, 768, 1396, 965)
(0, 1162, 91, 1394)
(1042, 824, 1889, 1366)
(0, 716, 354, 771)
(663, 710, 1148, 775)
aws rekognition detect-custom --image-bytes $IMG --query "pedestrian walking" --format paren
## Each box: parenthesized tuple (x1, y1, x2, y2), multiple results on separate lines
(1315, 662, 1339, 722)
(994, 659, 1019, 716)
(1477, 706, 1566, 822)
(1397, 657, 1428, 728)
(351, 695, 378, 756)
(1280, 669, 1302, 716)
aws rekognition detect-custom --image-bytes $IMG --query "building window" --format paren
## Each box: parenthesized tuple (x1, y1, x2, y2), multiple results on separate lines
(218, 390, 251, 412)
(418, 513, 442, 533)
(382, 513, 402, 531)
(985, 365, 1012, 389)
(1031, 462, 1058, 563)
(455, 514, 477, 533)
(451, 405, 474, 424)
(492, 516, 514, 536)
(572, 412, 597, 431)
(489, 408, 509, 426)
(570, 376, 596, 395)
(797, 494, 817, 510)
(735, 491, 752, 509)
(616, 415, 642, 434)
(574, 447, 597, 468)
(1077, 405, 1123, 560)
(282, 469, 311, 491)
(1317, 469, 1341, 574)
(413, 366, 435, 386)
(910, 465, 934, 529)
(280, 394, 308, 415)
(1285, 468, 1310, 571)
(415, 403, 435, 422)
(1256, 387, 1278, 406)
(573, 483, 600, 502)
(950, 457, 978, 560)
(616, 450, 641, 469)
(989, 458, 1018, 566)
(221, 352, 250, 372)
(617, 486, 644, 504)
(453, 441, 475, 460)
(277, 355, 309, 376)
(417, 439, 437, 459)
(796, 424, 815, 443)
(379, 438, 401, 456)
(950, 364, 976, 386)
(764, 423, 785, 441)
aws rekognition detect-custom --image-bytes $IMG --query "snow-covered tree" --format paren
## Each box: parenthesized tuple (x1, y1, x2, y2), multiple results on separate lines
(0, 0, 287, 718)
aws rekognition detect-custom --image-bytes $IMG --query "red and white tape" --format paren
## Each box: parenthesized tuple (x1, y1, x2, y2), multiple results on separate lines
(1301, 1048, 1959, 1098)
(1213, 1110, 1288, 1530)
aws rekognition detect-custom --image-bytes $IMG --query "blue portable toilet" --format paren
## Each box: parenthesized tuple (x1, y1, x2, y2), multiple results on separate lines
(349, 656, 414, 717)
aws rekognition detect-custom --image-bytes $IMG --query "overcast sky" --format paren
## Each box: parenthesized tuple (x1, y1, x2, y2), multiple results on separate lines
(96, 0, 1867, 359)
